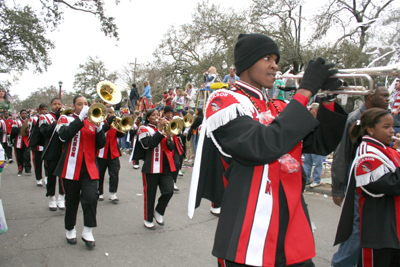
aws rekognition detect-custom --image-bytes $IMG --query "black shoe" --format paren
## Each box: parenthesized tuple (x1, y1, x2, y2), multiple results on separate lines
(8, 159, 13, 164)
(81, 237, 95, 248)
(25, 170, 32, 175)
(66, 237, 77, 245)
(17, 171, 22, 175)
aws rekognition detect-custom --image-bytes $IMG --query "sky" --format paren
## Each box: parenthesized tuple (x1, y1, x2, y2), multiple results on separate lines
(6, 0, 327, 101)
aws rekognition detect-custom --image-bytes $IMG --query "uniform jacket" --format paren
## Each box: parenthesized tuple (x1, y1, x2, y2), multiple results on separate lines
(54, 114, 106, 180)
(335, 136, 400, 249)
(11, 118, 29, 148)
(40, 112, 63, 160)
(135, 124, 178, 174)
(4, 118, 13, 134)
(28, 116, 43, 151)
(190, 80, 347, 266)
(97, 120, 125, 160)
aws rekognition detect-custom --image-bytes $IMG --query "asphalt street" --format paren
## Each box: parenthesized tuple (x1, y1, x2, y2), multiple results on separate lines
(0, 153, 343, 267)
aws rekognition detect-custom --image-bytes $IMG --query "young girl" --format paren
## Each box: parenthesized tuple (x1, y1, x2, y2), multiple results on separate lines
(173, 89, 186, 116)
(337, 108, 400, 266)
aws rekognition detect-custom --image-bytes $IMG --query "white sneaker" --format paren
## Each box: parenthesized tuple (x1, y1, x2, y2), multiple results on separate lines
(154, 210, 164, 226)
(210, 207, 221, 216)
(144, 220, 155, 230)
(49, 196, 57, 211)
(99, 195, 104, 201)
(36, 179, 43, 187)
(43, 176, 48, 185)
(57, 195, 65, 210)
(178, 170, 183, 176)
(309, 182, 322, 188)
(133, 165, 140, 169)
(188, 159, 194, 163)
(109, 192, 119, 202)
(173, 183, 179, 192)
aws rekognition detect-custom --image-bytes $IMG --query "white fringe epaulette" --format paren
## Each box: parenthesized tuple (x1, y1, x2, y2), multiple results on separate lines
(56, 115, 72, 133)
(205, 89, 255, 136)
(204, 89, 256, 158)
(39, 118, 49, 127)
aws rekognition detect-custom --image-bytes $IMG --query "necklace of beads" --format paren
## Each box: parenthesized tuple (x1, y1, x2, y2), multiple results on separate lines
(233, 84, 282, 115)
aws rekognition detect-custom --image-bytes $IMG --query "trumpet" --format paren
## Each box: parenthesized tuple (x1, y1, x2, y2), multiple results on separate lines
(60, 107, 74, 116)
(392, 136, 400, 141)
(88, 103, 107, 125)
(277, 64, 400, 96)
(112, 116, 134, 133)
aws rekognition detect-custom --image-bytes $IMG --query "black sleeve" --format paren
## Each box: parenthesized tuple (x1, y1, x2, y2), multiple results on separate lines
(11, 127, 20, 140)
(58, 119, 85, 142)
(96, 128, 106, 149)
(167, 138, 175, 151)
(363, 168, 400, 195)
(117, 131, 125, 138)
(102, 123, 111, 133)
(213, 99, 319, 167)
(302, 102, 348, 155)
(139, 131, 164, 150)
(40, 122, 56, 138)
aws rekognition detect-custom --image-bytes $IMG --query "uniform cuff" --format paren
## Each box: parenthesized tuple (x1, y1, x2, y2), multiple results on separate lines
(293, 94, 308, 107)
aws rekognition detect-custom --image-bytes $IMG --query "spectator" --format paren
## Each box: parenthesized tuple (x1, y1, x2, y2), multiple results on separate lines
(129, 83, 140, 112)
(203, 66, 217, 90)
(272, 71, 286, 100)
(392, 78, 400, 133)
(187, 108, 203, 157)
(303, 103, 326, 187)
(163, 88, 175, 107)
(185, 83, 197, 111)
(142, 81, 152, 102)
(223, 66, 240, 89)
(173, 89, 186, 116)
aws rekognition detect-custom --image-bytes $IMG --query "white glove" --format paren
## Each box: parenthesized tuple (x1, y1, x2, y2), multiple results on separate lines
(79, 105, 89, 121)
(95, 125, 102, 133)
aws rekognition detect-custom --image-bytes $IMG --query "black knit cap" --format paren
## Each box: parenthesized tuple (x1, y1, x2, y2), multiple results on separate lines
(234, 33, 280, 76)
(164, 105, 174, 114)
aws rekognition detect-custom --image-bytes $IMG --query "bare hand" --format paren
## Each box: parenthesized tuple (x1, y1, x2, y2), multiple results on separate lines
(332, 196, 344, 207)
(395, 110, 399, 116)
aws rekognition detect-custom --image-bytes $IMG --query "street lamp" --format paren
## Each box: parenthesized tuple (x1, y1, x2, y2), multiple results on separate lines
(58, 81, 63, 99)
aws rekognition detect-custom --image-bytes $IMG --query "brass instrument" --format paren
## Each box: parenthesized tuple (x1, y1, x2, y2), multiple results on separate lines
(112, 116, 134, 133)
(60, 108, 74, 116)
(164, 114, 194, 136)
(20, 119, 30, 137)
(88, 103, 107, 125)
(276, 64, 400, 96)
(96, 81, 122, 105)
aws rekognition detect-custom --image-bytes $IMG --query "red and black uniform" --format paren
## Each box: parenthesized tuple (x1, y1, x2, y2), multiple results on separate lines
(133, 123, 179, 223)
(336, 136, 400, 266)
(28, 116, 45, 181)
(11, 118, 31, 173)
(0, 118, 8, 156)
(54, 113, 106, 231)
(40, 112, 63, 197)
(189, 81, 347, 266)
(129, 121, 140, 166)
(97, 120, 125, 195)
(3, 116, 13, 160)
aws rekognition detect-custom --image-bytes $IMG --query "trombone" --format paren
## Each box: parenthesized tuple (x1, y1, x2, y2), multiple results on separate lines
(277, 64, 400, 96)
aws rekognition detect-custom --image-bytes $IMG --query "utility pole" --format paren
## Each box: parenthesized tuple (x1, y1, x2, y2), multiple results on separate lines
(298, 5, 302, 56)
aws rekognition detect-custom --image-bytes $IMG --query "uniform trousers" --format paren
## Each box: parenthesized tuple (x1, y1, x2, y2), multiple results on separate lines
(358, 248, 400, 267)
(15, 143, 31, 172)
(62, 162, 98, 230)
(45, 158, 63, 197)
(1, 142, 12, 160)
(98, 156, 120, 195)
(32, 150, 43, 181)
(142, 172, 174, 222)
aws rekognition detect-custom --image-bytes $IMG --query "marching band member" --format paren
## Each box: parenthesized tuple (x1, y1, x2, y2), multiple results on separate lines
(39, 98, 64, 211)
(130, 116, 142, 169)
(0, 116, 7, 164)
(133, 109, 178, 230)
(11, 109, 31, 176)
(189, 33, 348, 266)
(54, 95, 106, 248)
(3, 111, 14, 163)
(28, 104, 48, 187)
(336, 108, 400, 266)
(163, 105, 184, 191)
(97, 107, 125, 202)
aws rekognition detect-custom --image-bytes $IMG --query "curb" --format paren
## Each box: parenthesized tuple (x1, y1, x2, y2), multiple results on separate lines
(305, 184, 332, 196)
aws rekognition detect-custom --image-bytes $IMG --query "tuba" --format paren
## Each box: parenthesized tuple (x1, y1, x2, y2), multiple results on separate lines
(112, 116, 134, 133)
(88, 103, 107, 125)
(97, 81, 122, 105)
